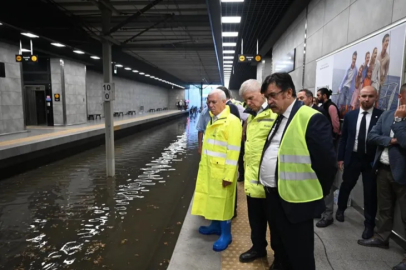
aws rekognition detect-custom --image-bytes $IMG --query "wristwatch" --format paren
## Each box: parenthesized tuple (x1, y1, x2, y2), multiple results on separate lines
(394, 117, 405, 122)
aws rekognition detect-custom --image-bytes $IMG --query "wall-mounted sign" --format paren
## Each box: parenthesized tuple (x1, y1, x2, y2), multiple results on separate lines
(54, 93, 60, 102)
(46, 95, 52, 102)
(15, 55, 38, 63)
(103, 83, 115, 101)
(238, 54, 262, 63)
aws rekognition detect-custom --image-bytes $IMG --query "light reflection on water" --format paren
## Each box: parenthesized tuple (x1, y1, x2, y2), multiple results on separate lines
(0, 115, 199, 269)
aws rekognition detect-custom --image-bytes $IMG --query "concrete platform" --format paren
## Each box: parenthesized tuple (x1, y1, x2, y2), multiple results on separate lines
(169, 182, 405, 270)
(0, 110, 187, 178)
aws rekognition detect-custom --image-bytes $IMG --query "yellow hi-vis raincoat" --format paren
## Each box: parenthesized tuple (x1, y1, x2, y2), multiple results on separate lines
(244, 108, 277, 198)
(191, 106, 242, 221)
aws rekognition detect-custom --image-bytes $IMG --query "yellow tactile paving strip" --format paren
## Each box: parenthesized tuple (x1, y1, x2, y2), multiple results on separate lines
(0, 111, 179, 148)
(221, 182, 274, 270)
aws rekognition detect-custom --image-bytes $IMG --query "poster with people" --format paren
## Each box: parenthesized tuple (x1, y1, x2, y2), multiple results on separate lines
(315, 23, 406, 118)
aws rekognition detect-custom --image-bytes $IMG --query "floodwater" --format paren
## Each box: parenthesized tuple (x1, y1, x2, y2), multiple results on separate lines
(0, 115, 200, 270)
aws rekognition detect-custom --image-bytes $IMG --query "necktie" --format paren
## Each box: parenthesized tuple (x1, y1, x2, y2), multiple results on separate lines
(268, 114, 283, 142)
(357, 111, 368, 156)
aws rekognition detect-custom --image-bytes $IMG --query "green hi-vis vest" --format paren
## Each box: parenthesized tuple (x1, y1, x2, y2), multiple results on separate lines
(245, 108, 277, 198)
(278, 106, 323, 203)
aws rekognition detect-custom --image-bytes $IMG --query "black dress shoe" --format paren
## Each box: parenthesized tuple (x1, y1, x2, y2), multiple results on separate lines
(269, 260, 284, 270)
(316, 217, 333, 228)
(239, 249, 266, 263)
(362, 227, 374, 239)
(357, 237, 389, 249)
(335, 210, 344, 222)
(392, 260, 406, 270)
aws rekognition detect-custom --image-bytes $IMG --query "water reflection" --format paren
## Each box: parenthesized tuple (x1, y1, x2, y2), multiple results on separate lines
(0, 116, 198, 269)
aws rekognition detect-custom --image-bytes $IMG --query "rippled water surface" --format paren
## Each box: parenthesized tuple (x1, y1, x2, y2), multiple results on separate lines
(0, 115, 200, 270)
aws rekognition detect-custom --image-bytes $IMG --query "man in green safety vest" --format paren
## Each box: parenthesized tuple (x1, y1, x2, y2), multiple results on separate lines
(237, 79, 278, 263)
(191, 89, 242, 252)
(260, 73, 337, 270)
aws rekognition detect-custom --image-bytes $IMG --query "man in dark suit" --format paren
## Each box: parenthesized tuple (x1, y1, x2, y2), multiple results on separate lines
(333, 86, 383, 239)
(358, 84, 406, 270)
(297, 89, 326, 114)
(217, 86, 240, 119)
(260, 73, 337, 270)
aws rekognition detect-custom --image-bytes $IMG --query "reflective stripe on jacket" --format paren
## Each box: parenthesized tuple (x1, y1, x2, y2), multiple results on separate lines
(278, 106, 323, 203)
(191, 106, 242, 221)
(245, 108, 277, 198)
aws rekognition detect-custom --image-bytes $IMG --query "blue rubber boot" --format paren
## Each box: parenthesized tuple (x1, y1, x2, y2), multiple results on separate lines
(199, 220, 221, 235)
(213, 220, 232, 252)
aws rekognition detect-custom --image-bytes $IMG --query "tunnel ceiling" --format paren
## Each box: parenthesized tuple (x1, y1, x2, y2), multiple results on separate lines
(227, 0, 294, 90)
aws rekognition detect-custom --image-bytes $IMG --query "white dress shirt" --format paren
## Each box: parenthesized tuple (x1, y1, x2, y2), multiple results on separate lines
(212, 108, 226, 123)
(353, 107, 374, 152)
(380, 129, 394, 165)
(260, 99, 296, 187)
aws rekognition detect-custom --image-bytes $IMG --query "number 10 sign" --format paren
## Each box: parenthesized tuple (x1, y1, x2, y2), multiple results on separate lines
(103, 83, 115, 101)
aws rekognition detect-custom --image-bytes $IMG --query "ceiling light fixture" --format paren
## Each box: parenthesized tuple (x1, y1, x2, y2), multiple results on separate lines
(125, 67, 131, 70)
(115, 64, 123, 67)
(224, 65, 232, 67)
(222, 32, 239, 37)
(21, 33, 39, 38)
(73, 50, 85, 54)
(91, 56, 100, 60)
(145, 74, 150, 77)
(51, 43, 65, 47)
(221, 16, 241, 23)
(224, 61, 233, 64)
(221, 0, 244, 2)
(139, 72, 145, 75)
(132, 70, 138, 73)
(224, 56, 234, 59)
(223, 42, 237, 47)
(223, 50, 235, 54)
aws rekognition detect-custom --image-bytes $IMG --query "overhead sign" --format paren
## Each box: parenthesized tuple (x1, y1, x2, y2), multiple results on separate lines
(15, 54, 38, 63)
(238, 54, 262, 63)
(103, 83, 115, 101)
(54, 93, 61, 102)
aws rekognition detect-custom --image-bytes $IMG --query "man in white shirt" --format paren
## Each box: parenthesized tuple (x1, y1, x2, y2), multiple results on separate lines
(259, 73, 337, 270)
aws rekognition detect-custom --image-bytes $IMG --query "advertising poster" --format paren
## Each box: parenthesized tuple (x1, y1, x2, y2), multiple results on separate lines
(315, 23, 406, 118)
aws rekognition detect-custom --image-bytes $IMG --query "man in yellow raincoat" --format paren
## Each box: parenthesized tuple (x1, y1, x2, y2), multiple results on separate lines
(191, 89, 242, 252)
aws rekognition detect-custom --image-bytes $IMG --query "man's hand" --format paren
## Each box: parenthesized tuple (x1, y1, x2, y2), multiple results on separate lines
(198, 145, 202, 155)
(395, 105, 406, 118)
(222, 180, 232, 187)
(390, 138, 398, 145)
(338, 161, 344, 171)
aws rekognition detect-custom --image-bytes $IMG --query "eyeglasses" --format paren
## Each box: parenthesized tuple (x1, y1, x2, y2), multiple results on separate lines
(266, 90, 284, 100)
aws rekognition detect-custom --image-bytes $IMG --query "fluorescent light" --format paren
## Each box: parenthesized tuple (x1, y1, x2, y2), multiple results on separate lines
(151, 76, 155, 78)
(21, 48, 31, 52)
(145, 74, 150, 77)
(224, 61, 233, 64)
(224, 65, 232, 67)
(91, 56, 100, 60)
(224, 56, 234, 59)
(115, 64, 123, 67)
(139, 72, 145, 75)
(51, 43, 65, 47)
(21, 33, 39, 38)
(132, 70, 138, 73)
(222, 17, 241, 23)
(223, 42, 237, 47)
(124, 67, 131, 70)
(0, 23, 2, 26)
(221, 0, 244, 2)
(222, 32, 238, 37)
(223, 50, 235, 54)
(73, 50, 85, 54)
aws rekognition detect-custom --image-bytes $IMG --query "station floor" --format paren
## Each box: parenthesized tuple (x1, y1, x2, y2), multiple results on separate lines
(0, 110, 182, 150)
(168, 182, 406, 270)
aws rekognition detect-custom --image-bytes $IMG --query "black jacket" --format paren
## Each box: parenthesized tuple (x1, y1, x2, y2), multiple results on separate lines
(338, 108, 383, 167)
(226, 100, 240, 119)
(261, 100, 337, 224)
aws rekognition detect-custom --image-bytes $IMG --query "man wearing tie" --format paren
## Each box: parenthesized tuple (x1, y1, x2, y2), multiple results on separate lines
(259, 73, 337, 270)
(335, 86, 383, 239)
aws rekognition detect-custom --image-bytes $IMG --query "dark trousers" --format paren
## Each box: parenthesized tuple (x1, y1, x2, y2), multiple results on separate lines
(238, 140, 245, 179)
(375, 164, 406, 242)
(247, 196, 269, 252)
(338, 152, 377, 228)
(265, 188, 315, 270)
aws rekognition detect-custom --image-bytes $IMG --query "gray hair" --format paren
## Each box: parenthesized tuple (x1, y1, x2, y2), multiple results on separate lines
(239, 79, 261, 97)
(208, 89, 227, 101)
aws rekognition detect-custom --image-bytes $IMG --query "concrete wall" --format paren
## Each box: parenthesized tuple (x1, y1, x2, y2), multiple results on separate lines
(50, 59, 64, 125)
(63, 60, 87, 125)
(86, 70, 171, 115)
(0, 42, 24, 134)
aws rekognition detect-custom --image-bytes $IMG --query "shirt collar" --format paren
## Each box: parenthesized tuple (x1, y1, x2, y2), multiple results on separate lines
(282, 99, 296, 119)
(213, 107, 226, 121)
(360, 106, 373, 115)
(257, 101, 269, 114)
